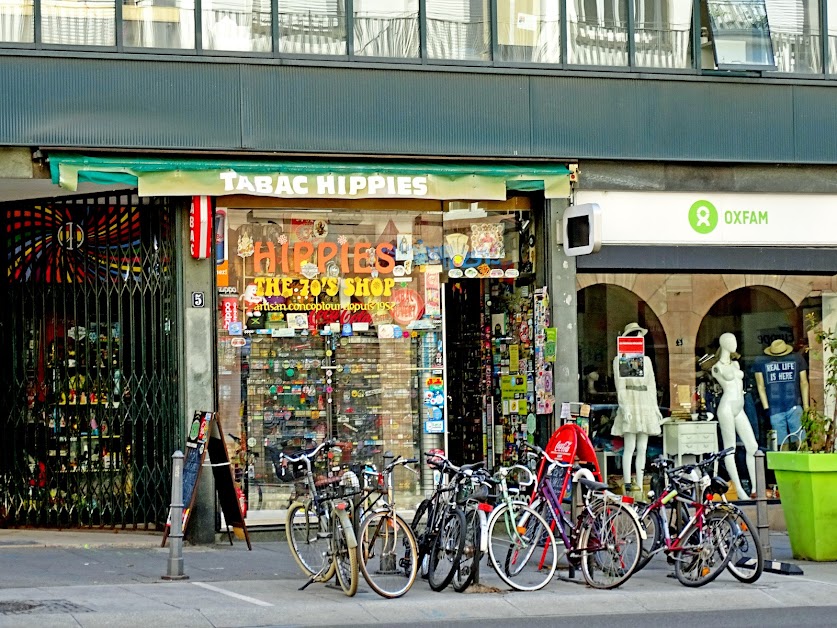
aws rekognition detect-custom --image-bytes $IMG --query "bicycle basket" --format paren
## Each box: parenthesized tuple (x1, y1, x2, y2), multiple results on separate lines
(265, 445, 307, 483)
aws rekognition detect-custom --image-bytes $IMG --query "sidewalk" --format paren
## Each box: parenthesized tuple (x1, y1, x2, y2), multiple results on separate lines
(0, 527, 835, 627)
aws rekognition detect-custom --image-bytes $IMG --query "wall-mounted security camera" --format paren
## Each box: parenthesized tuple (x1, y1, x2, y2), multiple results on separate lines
(561, 202, 602, 256)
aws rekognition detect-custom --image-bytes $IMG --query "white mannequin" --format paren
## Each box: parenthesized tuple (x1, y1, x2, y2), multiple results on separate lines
(711, 332, 759, 498)
(612, 322, 662, 491)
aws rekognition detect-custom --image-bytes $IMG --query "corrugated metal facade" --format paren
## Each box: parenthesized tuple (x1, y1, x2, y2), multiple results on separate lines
(1, 55, 836, 164)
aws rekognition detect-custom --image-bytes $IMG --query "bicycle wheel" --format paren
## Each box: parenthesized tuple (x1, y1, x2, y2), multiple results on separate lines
(358, 511, 419, 599)
(673, 513, 731, 587)
(428, 508, 465, 592)
(411, 498, 434, 578)
(286, 501, 334, 580)
(452, 508, 482, 592)
(487, 502, 557, 592)
(635, 505, 664, 572)
(332, 507, 359, 597)
(713, 506, 763, 583)
(578, 501, 642, 589)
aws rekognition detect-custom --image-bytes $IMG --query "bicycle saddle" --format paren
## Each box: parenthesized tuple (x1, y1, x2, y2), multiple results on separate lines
(459, 461, 486, 473)
(577, 476, 609, 492)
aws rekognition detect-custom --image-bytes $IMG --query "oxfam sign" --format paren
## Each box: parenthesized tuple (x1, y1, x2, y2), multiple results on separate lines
(688, 199, 769, 235)
(688, 200, 718, 234)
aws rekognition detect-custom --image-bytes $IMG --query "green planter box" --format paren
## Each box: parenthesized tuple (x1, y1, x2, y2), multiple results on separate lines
(767, 451, 837, 561)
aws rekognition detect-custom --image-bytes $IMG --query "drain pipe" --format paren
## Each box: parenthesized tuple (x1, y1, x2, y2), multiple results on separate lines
(163, 450, 189, 580)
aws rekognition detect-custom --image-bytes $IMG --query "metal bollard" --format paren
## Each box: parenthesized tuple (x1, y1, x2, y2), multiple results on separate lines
(754, 450, 773, 561)
(163, 450, 189, 580)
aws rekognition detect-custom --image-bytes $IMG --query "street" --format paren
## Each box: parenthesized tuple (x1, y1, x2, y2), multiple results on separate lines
(0, 529, 835, 627)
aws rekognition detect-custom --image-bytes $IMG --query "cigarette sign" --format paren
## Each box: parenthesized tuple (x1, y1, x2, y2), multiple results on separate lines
(617, 336, 645, 355)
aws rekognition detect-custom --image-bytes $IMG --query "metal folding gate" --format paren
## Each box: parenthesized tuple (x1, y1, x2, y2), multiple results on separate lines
(1, 193, 180, 528)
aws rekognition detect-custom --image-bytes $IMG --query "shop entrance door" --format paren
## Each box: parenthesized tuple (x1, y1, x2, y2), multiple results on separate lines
(445, 276, 537, 467)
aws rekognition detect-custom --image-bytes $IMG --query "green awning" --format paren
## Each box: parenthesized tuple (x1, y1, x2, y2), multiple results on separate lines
(49, 154, 571, 200)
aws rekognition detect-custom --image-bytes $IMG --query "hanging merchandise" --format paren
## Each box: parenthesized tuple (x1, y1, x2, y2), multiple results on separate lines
(534, 288, 555, 415)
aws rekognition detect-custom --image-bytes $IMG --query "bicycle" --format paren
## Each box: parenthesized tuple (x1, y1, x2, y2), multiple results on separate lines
(456, 462, 558, 592)
(279, 440, 361, 597)
(637, 448, 763, 584)
(355, 454, 421, 598)
(228, 432, 262, 512)
(411, 451, 480, 592)
(633, 448, 736, 587)
(522, 442, 644, 589)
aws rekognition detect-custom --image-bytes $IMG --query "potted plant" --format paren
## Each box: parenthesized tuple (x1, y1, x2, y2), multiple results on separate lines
(767, 313, 837, 561)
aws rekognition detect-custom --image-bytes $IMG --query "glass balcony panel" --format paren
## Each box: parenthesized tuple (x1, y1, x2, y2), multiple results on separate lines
(765, 0, 821, 73)
(353, 0, 418, 58)
(202, 0, 271, 51)
(426, 0, 490, 61)
(568, 0, 629, 66)
(633, 0, 693, 68)
(41, 0, 116, 45)
(122, 0, 195, 48)
(496, 0, 561, 63)
(0, 0, 34, 42)
(278, 0, 346, 55)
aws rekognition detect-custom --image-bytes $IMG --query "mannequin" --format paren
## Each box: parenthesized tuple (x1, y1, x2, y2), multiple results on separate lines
(612, 322, 662, 492)
(754, 339, 809, 449)
(711, 333, 759, 498)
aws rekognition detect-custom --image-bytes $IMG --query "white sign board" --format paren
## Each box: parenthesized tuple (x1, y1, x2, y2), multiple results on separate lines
(575, 191, 837, 247)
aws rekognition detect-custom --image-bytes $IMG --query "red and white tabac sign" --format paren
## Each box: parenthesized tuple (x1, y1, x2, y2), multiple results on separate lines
(190, 195, 213, 259)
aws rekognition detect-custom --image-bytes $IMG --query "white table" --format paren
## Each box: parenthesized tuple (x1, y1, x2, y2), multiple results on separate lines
(662, 420, 719, 471)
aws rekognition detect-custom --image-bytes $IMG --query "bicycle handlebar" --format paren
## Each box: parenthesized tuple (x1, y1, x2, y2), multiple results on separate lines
(279, 439, 335, 464)
(666, 447, 735, 478)
(519, 441, 572, 470)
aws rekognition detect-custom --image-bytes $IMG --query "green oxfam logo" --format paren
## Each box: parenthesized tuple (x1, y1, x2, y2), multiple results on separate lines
(688, 200, 719, 234)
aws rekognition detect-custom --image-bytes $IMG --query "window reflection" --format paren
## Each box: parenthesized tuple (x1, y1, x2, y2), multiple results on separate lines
(353, 0, 418, 58)
(278, 0, 346, 55)
(122, 0, 194, 48)
(706, 0, 776, 69)
(496, 0, 561, 64)
(426, 0, 490, 61)
(0, 0, 34, 42)
(830, 0, 837, 73)
(765, 0, 821, 73)
(41, 0, 115, 45)
(568, 0, 629, 66)
(634, 0, 692, 68)
(202, 0, 271, 51)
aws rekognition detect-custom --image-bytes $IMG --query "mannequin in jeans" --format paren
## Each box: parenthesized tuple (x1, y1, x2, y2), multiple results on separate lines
(712, 332, 759, 498)
(754, 339, 809, 450)
(612, 322, 662, 492)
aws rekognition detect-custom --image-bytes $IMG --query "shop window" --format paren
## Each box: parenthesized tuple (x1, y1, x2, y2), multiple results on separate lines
(426, 0, 491, 61)
(353, 0, 419, 58)
(701, 0, 822, 72)
(579, 272, 836, 497)
(122, 0, 196, 49)
(277, 0, 346, 55)
(495, 0, 561, 64)
(829, 0, 837, 73)
(202, 0, 272, 51)
(0, 0, 34, 42)
(41, 0, 116, 46)
(634, 0, 694, 68)
(568, 0, 629, 66)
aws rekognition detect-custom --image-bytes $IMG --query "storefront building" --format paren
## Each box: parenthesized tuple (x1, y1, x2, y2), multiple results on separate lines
(3, 1, 837, 534)
(27, 156, 573, 516)
(573, 168, 837, 498)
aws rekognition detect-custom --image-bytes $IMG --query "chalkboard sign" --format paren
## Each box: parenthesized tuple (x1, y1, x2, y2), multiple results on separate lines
(162, 411, 250, 549)
(181, 411, 211, 532)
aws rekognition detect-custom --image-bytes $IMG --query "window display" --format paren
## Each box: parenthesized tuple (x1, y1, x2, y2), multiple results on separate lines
(577, 272, 837, 497)
(216, 202, 540, 512)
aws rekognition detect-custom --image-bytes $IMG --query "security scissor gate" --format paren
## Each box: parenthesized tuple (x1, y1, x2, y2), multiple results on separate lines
(1, 194, 180, 528)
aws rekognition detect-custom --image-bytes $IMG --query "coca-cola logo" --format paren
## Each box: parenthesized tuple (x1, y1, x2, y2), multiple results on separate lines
(550, 440, 572, 455)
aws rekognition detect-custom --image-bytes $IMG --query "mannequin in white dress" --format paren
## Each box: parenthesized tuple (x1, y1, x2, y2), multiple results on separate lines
(612, 322, 662, 492)
(711, 332, 759, 498)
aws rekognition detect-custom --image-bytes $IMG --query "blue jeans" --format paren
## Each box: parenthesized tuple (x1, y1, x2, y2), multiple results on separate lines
(771, 405, 804, 449)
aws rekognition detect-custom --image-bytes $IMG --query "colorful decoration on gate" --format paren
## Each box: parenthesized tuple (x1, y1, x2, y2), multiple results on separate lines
(6, 203, 143, 283)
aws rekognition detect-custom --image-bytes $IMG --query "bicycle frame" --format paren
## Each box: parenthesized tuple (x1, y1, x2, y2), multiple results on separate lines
(642, 485, 709, 557)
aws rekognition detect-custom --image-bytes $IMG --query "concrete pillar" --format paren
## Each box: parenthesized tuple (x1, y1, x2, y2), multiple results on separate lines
(176, 204, 217, 544)
(545, 199, 579, 430)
